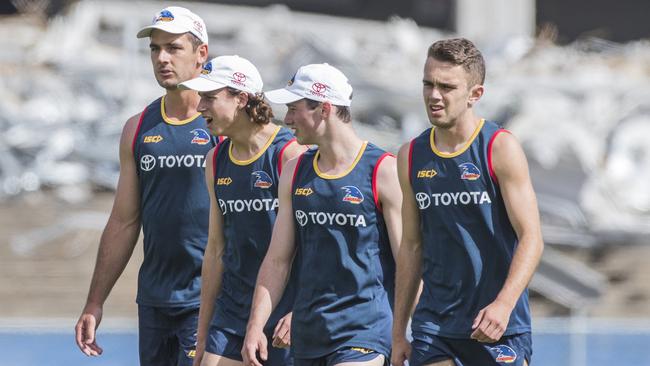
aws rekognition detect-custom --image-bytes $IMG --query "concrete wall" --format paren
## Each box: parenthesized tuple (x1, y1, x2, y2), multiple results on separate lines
(455, 0, 536, 42)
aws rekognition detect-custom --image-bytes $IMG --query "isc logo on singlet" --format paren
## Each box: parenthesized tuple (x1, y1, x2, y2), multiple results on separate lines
(417, 169, 437, 178)
(143, 135, 164, 143)
(295, 187, 314, 196)
(217, 177, 233, 186)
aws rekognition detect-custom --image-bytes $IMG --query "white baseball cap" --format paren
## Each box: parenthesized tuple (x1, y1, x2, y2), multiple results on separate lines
(265, 63, 353, 107)
(178, 55, 263, 94)
(137, 6, 208, 45)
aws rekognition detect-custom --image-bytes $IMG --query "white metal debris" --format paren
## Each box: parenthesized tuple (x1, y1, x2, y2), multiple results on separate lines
(1, 0, 649, 243)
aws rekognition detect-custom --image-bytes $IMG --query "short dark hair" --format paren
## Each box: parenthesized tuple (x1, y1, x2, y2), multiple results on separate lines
(427, 38, 485, 87)
(187, 33, 204, 51)
(304, 99, 352, 123)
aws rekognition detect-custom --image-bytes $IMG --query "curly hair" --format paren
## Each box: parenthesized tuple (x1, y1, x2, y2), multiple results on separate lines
(226, 87, 274, 124)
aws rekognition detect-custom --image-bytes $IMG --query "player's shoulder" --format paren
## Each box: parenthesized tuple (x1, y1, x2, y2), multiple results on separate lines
(397, 141, 411, 157)
(119, 112, 145, 148)
(394, 139, 418, 168)
(490, 127, 520, 154)
(489, 126, 528, 179)
(125, 112, 142, 130)
(206, 145, 219, 159)
(375, 152, 397, 183)
(281, 152, 302, 173)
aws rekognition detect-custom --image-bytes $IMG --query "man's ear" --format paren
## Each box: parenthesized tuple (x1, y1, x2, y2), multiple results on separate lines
(468, 84, 484, 106)
(321, 101, 332, 119)
(198, 43, 208, 64)
(237, 91, 250, 110)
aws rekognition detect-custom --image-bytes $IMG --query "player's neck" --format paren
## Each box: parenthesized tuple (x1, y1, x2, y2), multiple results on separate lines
(162, 88, 200, 121)
(316, 122, 364, 174)
(434, 112, 482, 153)
(230, 122, 277, 161)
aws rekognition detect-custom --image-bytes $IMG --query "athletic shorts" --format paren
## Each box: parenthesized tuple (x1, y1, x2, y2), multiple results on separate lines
(205, 326, 292, 366)
(409, 331, 532, 366)
(294, 347, 385, 366)
(138, 305, 199, 366)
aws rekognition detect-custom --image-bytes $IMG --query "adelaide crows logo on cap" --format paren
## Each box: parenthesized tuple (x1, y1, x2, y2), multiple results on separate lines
(490, 345, 517, 363)
(459, 162, 481, 180)
(190, 129, 211, 145)
(251, 171, 273, 189)
(201, 61, 212, 75)
(155, 9, 174, 22)
(341, 186, 364, 204)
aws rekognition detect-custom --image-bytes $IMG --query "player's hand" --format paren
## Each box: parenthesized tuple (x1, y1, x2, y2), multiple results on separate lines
(192, 338, 205, 366)
(271, 312, 292, 348)
(391, 334, 411, 366)
(242, 326, 268, 366)
(75, 304, 104, 356)
(470, 298, 513, 343)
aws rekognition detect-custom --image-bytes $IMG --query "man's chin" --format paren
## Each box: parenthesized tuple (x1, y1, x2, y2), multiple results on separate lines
(429, 118, 451, 129)
(163, 83, 180, 90)
(156, 78, 179, 90)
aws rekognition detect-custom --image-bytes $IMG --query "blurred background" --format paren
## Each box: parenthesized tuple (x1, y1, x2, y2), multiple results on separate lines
(1, 0, 649, 365)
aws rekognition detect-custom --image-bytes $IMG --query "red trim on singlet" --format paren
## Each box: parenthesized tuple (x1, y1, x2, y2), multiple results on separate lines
(131, 107, 147, 154)
(212, 138, 227, 179)
(372, 152, 394, 213)
(488, 129, 511, 185)
(277, 138, 297, 176)
(408, 139, 416, 184)
(291, 153, 306, 192)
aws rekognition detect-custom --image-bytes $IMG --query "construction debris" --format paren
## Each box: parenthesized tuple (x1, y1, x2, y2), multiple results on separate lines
(1, 0, 649, 245)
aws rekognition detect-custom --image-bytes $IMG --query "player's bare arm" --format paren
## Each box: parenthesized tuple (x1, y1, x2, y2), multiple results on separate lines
(193, 147, 227, 366)
(471, 132, 544, 343)
(376, 154, 403, 259)
(391, 142, 425, 366)
(242, 156, 300, 366)
(271, 145, 305, 349)
(75, 113, 142, 356)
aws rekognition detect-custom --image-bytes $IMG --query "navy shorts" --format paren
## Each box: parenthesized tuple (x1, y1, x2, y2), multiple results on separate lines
(138, 305, 199, 366)
(409, 331, 532, 366)
(294, 347, 385, 366)
(205, 326, 292, 366)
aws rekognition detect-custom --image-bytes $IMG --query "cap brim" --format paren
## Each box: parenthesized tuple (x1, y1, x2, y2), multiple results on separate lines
(264, 88, 304, 104)
(136, 24, 190, 39)
(178, 77, 227, 92)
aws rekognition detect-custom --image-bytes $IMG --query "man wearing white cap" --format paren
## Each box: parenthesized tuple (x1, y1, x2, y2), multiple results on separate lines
(75, 6, 219, 366)
(242, 64, 402, 366)
(177, 55, 305, 366)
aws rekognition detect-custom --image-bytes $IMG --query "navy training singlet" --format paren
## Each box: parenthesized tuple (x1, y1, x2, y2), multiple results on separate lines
(212, 126, 298, 336)
(409, 119, 531, 338)
(133, 96, 219, 307)
(291, 142, 395, 358)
